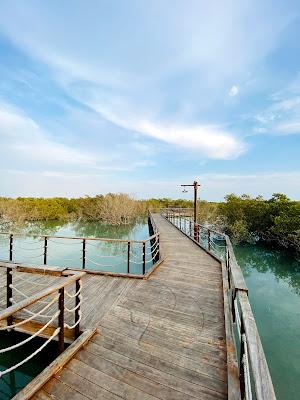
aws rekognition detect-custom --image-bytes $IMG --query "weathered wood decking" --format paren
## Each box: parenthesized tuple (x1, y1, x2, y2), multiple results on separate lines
(16, 214, 229, 399)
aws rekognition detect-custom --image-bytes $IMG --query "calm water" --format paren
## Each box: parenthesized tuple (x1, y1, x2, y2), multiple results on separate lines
(0, 219, 154, 275)
(234, 243, 300, 400)
(0, 331, 61, 399)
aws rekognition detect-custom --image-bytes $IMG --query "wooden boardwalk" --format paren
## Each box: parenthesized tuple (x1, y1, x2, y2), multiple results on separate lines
(15, 214, 229, 399)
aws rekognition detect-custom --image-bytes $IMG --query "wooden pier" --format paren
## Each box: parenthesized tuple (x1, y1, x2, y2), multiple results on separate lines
(0, 212, 276, 400)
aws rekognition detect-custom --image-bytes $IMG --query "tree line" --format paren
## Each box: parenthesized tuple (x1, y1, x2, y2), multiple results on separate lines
(0, 192, 299, 256)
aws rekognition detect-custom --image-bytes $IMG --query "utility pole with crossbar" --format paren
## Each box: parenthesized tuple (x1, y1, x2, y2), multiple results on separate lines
(181, 180, 201, 241)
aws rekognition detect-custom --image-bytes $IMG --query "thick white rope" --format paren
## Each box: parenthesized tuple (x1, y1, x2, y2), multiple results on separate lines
(10, 284, 51, 305)
(64, 311, 82, 329)
(0, 327, 60, 378)
(48, 238, 80, 246)
(146, 249, 160, 263)
(65, 280, 82, 298)
(83, 252, 122, 259)
(0, 310, 60, 354)
(85, 256, 126, 268)
(10, 298, 55, 319)
(12, 253, 44, 259)
(64, 295, 82, 313)
(0, 294, 59, 331)
(13, 244, 43, 251)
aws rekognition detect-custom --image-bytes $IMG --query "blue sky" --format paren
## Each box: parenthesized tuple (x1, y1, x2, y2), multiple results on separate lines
(0, 0, 299, 200)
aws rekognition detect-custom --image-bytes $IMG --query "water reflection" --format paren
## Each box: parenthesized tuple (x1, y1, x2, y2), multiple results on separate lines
(234, 243, 300, 295)
(234, 243, 300, 400)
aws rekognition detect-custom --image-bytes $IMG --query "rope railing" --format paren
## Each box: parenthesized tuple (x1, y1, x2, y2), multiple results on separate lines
(0, 214, 161, 275)
(161, 208, 276, 400)
(0, 263, 85, 378)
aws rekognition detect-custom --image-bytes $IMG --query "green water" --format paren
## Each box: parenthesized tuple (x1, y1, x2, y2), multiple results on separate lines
(0, 331, 60, 399)
(0, 218, 154, 274)
(234, 243, 300, 400)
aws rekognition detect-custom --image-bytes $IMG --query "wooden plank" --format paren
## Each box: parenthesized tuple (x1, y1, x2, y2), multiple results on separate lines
(225, 236, 248, 292)
(76, 349, 211, 400)
(87, 337, 227, 398)
(12, 328, 97, 400)
(56, 367, 121, 400)
(68, 357, 160, 400)
(220, 262, 241, 400)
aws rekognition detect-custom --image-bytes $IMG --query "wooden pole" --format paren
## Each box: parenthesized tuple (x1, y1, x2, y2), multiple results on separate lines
(142, 242, 146, 275)
(7, 267, 13, 326)
(82, 239, 86, 269)
(74, 280, 80, 339)
(43, 237, 48, 265)
(9, 234, 13, 261)
(58, 288, 65, 354)
(127, 241, 131, 274)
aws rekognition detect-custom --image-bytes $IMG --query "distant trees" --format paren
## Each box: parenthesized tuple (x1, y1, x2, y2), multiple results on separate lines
(219, 193, 300, 256)
(0, 192, 299, 256)
(0, 194, 142, 225)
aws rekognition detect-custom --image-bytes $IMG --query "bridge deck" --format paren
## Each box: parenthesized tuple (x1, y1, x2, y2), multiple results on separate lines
(19, 214, 228, 399)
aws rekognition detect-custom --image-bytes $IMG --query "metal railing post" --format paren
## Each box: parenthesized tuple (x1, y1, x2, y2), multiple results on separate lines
(82, 239, 86, 269)
(208, 230, 211, 251)
(75, 280, 81, 339)
(58, 287, 65, 353)
(44, 236, 48, 265)
(142, 242, 146, 275)
(127, 241, 131, 274)
(9, 234, 13, 261)
(6, 267, 13, 326)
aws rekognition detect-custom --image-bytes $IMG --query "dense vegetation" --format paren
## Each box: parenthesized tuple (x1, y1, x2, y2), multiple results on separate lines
(0, 193, 299, 256)
(219, 193, 300, 257)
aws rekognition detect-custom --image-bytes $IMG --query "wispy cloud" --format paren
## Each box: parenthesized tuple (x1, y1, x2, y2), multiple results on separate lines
(228, 85, 239, 97)
(0, 102, 95, 165)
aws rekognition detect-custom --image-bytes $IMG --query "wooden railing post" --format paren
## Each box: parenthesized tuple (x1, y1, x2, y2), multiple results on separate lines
(127, 241, 131, 274)
(58, 287, 65, 353)
(82, 239, 86, 269)
(239, 317, 246, 399)
(157, 234, 160, 262)
(142, 242, 146, 275)
(6, 267, 13, 326)
(9, 234, 13, 261)
(194, 223, 199, 242)
(208, 230, 211, 251)
(43, 236, 48, 265)
(75, 280, 81, 339)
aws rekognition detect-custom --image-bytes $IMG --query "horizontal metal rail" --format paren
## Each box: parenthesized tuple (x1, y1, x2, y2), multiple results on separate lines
(161, 208, 276, 400)
(0, 215, 162, 276)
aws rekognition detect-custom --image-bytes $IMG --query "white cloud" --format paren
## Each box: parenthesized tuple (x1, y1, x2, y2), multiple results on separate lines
(71, 92, 246, 160)
(0, 103, 94, 165)
(0, 0, 294, 160)
(228, 85, 239, 97)
(274, 121, 300, 134)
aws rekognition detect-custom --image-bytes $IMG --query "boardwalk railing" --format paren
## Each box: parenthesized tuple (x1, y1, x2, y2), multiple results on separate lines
(161, 208, 276, 400)
(0, 262, 85, 378)
(0, 214, 161, 277)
